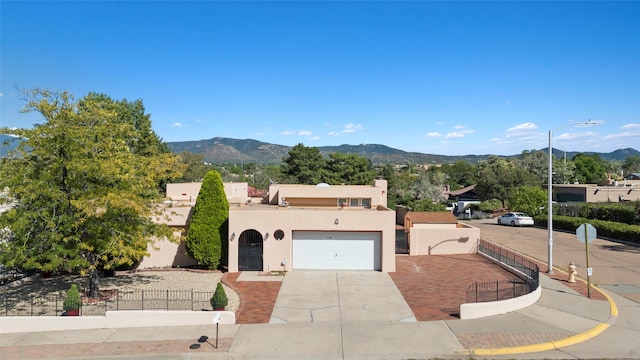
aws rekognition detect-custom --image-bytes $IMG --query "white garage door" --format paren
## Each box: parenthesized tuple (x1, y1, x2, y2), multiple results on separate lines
(292, 231, 381, 270)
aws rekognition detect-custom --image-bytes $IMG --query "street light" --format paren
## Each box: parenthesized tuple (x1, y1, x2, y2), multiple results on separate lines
(547, 120, 596, 274)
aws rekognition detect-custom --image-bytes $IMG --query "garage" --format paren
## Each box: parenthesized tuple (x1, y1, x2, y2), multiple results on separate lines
(292, 231, 381, 270)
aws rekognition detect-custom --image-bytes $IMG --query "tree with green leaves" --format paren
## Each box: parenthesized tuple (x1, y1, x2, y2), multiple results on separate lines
(622, 155, 640, 176)
(508, 185, 547, 215)
(186, 170, 229, 269)
(474, 156, 538, 207)
(573, 153, 607, 184)
(440, 160, 476, 190)
(0, 89, 184, 298)
(280, 143, 327, 184)
(176, 151, 215, 182)
(325, 152, 376, 185)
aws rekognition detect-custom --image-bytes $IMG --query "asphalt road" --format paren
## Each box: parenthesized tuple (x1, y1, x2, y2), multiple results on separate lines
(464, 218, 640, 304)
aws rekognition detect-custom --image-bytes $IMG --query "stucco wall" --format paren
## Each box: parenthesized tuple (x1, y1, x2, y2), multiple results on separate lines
(137, 236, 198, 269)
(166, 182, 248, 204)
(0, 311, 235, 334)
(228, 207, 396, 273)
(460, 285, 541, 319)
(268, 179, 388, 208)
(408, 225, 479, 256)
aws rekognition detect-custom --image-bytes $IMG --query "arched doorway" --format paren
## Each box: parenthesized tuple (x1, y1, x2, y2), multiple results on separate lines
(238, 229, 263, 271)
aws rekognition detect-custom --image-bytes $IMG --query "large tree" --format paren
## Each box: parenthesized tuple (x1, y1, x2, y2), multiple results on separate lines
(0, 89, 184, 297)
(280, 143, 328, 184)
(325, 152, 376, 185)
(508, 185, 547, 215)
(474, 156, 537, 207)
(573, 153, 607, 184)
(185, 170, 229, 269)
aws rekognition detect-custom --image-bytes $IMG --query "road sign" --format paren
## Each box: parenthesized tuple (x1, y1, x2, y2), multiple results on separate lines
(576, 223, 597, 243)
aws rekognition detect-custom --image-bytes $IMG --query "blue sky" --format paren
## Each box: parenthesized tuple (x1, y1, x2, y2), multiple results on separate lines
(1, 1, 639, 156)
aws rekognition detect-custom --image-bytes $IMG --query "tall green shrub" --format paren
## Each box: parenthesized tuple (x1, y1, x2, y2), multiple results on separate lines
(186, 170, 229, 269)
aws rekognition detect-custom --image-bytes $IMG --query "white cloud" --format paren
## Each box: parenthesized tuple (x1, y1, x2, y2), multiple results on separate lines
(329, 123, 363, 135)
(0, 92, 4, 97)
(604, 130, 640, 140)
(283, 130, 313, 136)
(171, 122, 187, 127)
(426, 132, 442, 138)
(506, 122, 538, 138)
(621, 123, 640, 129)
(310, 136, 320, 141)
(444, 132, 465, 139)
(342, 123, 363, 133)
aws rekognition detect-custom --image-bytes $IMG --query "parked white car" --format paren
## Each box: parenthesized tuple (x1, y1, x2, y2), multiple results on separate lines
(497, 212, 534, 227)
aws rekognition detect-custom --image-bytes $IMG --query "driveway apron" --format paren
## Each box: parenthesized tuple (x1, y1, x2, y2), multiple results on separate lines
(269, 270, 416, 324)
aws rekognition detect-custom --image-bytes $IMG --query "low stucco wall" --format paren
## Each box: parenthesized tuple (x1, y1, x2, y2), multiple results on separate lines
(459, 285, 541, 320)
(0, 310, 235, 334)
(408, 226, 479, 255)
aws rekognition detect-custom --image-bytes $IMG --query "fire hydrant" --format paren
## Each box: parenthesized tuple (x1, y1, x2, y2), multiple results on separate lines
(568, 262, 577, 283)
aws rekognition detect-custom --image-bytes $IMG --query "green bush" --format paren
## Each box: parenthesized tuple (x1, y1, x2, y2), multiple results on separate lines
(534, 215, 640, 245)
(559, 201, 640, 226)
(63, 284, 82, 311)
(210, 282, 228, 309)
(186, 170, 229, 269)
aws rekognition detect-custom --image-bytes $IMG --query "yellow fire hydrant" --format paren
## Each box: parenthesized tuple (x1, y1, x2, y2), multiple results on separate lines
(568, 262, 577, 283)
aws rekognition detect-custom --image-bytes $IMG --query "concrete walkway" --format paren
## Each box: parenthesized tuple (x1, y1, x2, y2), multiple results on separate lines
(1, 255, 637, 359)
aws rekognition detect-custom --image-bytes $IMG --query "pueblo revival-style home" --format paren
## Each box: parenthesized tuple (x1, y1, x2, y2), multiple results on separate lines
(142, 179, 397, 272)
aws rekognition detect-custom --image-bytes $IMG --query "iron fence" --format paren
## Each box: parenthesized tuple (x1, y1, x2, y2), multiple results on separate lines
(1, 289, 214, 317)
(465, 278, 530, 303)
(468, 239, 539, 303)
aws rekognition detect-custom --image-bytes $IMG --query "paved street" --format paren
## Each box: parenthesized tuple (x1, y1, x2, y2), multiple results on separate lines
(467, 218, 640, 304)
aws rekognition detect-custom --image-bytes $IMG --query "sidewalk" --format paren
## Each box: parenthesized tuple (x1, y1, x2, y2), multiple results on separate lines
(0, 254, 623, 360)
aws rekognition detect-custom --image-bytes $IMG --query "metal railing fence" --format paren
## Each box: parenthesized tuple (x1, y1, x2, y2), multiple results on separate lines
(465, 278, 530, 303)
(468, 239, 540, 303)
(1, 289, 214, 317)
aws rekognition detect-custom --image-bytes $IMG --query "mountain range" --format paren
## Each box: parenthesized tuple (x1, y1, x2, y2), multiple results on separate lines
(165, 137, 640, 165)
(2, 134, 638, 165)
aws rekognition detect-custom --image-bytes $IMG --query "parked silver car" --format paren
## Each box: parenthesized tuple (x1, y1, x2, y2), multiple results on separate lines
(497, 212, 534, 227)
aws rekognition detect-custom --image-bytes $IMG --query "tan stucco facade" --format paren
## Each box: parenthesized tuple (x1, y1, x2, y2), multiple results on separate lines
(228, 179, 395, 272)
(404, 212, 479, 256)
(146, 179, 396, 272)
(553, 183, 640, 203)
(166, 182, 248, 204)
(228, 205, 396, 272)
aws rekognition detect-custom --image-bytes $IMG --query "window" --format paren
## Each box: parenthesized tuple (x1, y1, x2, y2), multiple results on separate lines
(337, 198, 371, 208)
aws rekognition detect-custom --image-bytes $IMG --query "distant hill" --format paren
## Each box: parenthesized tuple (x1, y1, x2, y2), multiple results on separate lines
(3, 134, 637, 164)
(0, 135, 24, 157)
(166, 137, 640, 165)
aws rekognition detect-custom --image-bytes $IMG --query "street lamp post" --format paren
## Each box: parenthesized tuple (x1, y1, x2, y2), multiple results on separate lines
(547, 120, 596, 274)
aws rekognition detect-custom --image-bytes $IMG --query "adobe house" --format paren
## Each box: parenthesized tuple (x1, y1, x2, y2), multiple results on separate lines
(404, 212, 479, 255)
(228, 179, 396, 272)
(143, 179, 396, 272)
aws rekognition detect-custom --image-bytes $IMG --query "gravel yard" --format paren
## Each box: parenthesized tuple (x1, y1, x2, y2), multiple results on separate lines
(1, 269, 240, 316)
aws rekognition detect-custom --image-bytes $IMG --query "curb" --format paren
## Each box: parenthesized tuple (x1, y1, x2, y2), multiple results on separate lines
(460, 276, 617, 356)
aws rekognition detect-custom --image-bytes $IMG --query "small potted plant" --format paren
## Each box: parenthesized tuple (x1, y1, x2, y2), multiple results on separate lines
(63, 284, 82, 316)
(210, 282, 228, 311)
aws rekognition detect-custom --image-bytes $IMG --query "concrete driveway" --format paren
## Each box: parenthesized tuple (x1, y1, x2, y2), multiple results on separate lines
(269, 271, 416, 324)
